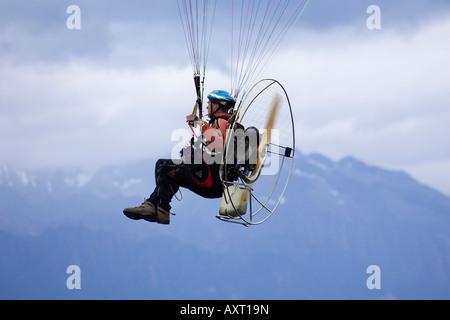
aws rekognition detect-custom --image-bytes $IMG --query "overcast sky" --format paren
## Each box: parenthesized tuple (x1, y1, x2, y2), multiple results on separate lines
(1, 0, 449, 195)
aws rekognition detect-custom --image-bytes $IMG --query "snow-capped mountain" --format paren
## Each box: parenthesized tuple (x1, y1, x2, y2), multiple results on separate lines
(0, 153, 449, 299)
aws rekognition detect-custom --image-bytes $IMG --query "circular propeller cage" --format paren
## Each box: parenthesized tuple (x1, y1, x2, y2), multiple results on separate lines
(218, 79, 295, 226)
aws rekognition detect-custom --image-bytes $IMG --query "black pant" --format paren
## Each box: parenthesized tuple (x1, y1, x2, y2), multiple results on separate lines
(148, 159, 223, 211)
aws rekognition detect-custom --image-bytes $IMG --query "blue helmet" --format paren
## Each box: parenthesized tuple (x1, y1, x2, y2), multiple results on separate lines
(207, 90, 236, 110)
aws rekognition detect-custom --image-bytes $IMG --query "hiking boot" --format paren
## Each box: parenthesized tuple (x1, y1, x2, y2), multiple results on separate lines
(156, 206, 171, 225)
(123, 200, 157, 222)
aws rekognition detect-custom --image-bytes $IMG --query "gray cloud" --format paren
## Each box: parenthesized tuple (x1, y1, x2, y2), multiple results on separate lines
(1, 0, 449, 195)
(267, 15, 450, 194)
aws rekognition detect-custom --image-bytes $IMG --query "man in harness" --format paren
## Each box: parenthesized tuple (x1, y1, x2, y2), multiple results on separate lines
(123, 90, 236, 225)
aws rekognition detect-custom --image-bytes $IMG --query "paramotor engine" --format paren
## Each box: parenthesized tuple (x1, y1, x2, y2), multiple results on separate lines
(218, 78, 295, 226)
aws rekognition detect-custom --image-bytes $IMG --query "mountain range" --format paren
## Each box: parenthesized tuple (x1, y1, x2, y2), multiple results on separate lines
(0, 152, 449, 300)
